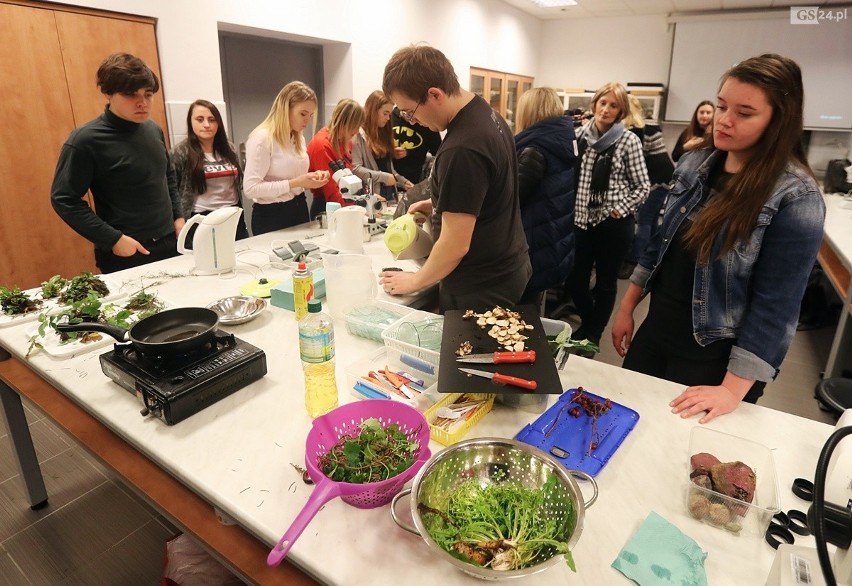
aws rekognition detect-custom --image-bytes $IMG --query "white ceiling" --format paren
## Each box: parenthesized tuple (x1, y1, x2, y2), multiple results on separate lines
(502, 0, 850, 20)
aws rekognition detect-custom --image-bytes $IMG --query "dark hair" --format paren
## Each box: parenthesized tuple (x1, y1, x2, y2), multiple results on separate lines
(382, 45, 461, 103)
(363, 90, 395, 158)
(96, 53, 159, 95)
(687, 100, 714, 140)
(185, 100, 241, 194)
(684, 54, 813, 263)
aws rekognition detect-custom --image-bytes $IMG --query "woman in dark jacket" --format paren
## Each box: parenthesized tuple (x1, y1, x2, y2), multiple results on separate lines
(514, 87, 577, 306)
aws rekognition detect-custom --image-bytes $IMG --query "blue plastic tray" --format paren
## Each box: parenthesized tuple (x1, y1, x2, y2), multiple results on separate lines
(515, 388, 639, 477)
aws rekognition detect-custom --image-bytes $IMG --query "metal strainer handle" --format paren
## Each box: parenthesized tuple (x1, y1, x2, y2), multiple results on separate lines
(569, 469, 599, 508)
(390, 488, 421, 535)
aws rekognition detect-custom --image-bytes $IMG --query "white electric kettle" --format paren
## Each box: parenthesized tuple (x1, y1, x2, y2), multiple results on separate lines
(327, 206, 365, 253)
(177, 206, 242, 275)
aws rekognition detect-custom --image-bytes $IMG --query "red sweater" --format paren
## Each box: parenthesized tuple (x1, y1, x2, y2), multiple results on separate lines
(306, 127, 354, 207)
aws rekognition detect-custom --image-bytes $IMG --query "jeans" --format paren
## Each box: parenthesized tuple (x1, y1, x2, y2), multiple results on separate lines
(566, 215, 634, 342)
(630, 186, 668, 263)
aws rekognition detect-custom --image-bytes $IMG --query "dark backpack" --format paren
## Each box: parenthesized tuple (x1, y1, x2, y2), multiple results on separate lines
(824, 159, 852, 194)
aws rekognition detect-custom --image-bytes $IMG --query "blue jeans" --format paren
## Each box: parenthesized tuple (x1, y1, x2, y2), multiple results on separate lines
(630, 186, 668, 263)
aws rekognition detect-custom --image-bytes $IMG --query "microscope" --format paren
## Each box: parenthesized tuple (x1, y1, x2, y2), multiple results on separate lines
(329, 160, 386, 236)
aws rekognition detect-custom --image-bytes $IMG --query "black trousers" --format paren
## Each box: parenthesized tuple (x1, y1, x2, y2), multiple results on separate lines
(251, 195, 309, 236)
(566, 215, 635, 342)
(94, 232, 179, 274)
(438, 268, 531, 314)
(622, 299, 766, 404)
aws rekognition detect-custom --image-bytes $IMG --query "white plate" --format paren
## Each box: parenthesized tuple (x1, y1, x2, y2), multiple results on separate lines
(24, 294, 169, 359)
(0, 275, 120, 329)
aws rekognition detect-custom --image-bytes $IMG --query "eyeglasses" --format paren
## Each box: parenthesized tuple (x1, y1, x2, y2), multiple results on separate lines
(399, 101, 422, 123)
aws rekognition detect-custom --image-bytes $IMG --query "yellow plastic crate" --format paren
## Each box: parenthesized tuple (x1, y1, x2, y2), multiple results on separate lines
(423, 393, 494, 446)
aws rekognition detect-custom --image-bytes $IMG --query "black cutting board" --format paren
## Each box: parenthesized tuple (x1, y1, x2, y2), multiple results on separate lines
(438, 305, 562, 395)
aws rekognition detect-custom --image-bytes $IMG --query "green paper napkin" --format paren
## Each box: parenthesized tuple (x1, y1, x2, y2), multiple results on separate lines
(612, 511, 708, 586)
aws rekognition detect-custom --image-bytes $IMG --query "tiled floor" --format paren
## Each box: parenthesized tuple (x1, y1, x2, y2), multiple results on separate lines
(0, 281, 841, 585)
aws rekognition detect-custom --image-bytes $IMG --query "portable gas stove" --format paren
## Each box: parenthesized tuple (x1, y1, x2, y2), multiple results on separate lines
(99, 332, 267, 425)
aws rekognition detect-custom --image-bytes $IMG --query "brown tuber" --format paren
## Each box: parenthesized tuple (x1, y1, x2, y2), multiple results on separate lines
(690, 452, 721, 475)
(708, 503, 732, 525)
(688, 494, 711, 520)
(709, 461, 756, 504)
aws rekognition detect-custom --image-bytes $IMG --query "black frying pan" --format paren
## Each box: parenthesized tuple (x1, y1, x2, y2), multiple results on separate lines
(55, 307, 219, 356)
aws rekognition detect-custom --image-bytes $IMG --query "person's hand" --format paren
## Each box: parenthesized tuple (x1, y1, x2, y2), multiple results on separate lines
(408, 199, 433, 219)
(173, 217, 186, 238)
(610, 209, 622, 218)
(611, 310, 634, 357)
(402, 180, 414, 191)
(684, 136, 704, 151)
(302, 171, 330, 189)
(669, 384, 742, 424)
(112, 234, 149, 257)
(381, 174, 396, 186)
(379, 270, 418, 296)
(393, 147, 407, 160)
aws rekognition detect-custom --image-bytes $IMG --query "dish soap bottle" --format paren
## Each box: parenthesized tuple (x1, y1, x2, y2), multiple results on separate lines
(292, 261, 313, 320)
(299, 299, 339, 418)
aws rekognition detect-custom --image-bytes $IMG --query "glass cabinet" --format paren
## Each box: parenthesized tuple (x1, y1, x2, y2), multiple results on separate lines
(470, 68, 533, 131)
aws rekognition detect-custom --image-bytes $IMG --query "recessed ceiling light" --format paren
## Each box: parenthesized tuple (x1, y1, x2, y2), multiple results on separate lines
(529, 0, 577, 7)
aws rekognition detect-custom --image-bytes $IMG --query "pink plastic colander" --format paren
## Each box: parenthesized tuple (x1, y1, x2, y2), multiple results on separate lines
(267, 400, 431, 567)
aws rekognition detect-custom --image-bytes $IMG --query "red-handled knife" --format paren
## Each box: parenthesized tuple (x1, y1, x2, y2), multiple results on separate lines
(458, 367, 537, 390)
(456, 350, 536, 364)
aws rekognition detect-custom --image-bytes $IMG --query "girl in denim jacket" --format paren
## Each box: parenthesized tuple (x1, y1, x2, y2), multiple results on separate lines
(612, 54, 825, 423)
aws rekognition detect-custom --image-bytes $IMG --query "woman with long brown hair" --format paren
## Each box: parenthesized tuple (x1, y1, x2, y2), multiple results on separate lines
(352, 90, 413, 201)
(244, 81, 329, 235)
(612, 54, 826, 423)
(672, 100, 713, 161)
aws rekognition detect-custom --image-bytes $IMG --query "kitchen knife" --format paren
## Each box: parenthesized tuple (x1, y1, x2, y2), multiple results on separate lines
(458, 367, 537, 390)
(456, 350, 536, 364)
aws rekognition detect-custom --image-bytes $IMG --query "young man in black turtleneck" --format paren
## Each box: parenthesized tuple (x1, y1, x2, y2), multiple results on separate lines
(51, 53, 185, 274)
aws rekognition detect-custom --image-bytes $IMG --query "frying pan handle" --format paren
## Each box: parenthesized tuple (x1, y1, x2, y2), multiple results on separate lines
(569, 470, 599, 509)
(54, 322, 128, 342)
(267, 478, 342, 567)
(390, 488, 421, 535)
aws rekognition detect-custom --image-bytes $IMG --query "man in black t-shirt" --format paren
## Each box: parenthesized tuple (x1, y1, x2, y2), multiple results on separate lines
(379, 45, 531, 312)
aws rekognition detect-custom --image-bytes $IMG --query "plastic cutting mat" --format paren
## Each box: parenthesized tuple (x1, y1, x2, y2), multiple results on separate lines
(515, 388, 639, 477)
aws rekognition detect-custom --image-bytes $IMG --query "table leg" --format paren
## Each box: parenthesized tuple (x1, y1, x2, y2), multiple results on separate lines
(0, 347, 48, 509)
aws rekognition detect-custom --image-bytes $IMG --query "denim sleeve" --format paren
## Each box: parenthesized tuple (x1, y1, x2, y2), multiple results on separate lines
(728, 189, 826, 381)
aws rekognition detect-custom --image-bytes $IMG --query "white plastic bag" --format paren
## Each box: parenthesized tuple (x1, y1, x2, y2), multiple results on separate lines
(161, 533, 244, 586)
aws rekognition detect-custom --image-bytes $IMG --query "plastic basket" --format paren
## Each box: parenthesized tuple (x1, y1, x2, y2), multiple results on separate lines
(345, 346, 438, 412)
(344, 300, 414, 342)
(423, 392, 494, 446)
(381, 310, 443, 370)
(686, 427, 779, 536)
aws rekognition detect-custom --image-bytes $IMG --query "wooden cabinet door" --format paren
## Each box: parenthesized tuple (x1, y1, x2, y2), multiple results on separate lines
(54, 10, 169, 138)
(0, 2, 96, 288)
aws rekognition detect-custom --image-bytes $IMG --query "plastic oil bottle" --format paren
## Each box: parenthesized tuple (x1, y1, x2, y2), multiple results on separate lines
(292, 261, 313, 320)
(298, 299, 339, 418)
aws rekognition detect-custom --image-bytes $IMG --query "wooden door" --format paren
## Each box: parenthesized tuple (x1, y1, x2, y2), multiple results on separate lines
(54, 10, 169, 137)
(0, 2, 167, 289)
(0, 2, 94, 289)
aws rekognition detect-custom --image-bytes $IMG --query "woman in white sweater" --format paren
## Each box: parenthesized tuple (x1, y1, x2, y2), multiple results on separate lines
(244, 81, 330, 235)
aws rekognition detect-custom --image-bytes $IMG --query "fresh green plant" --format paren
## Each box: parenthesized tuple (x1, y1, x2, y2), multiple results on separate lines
(39, 275, 67, 299)
(318, 418, 419, 484)
(420, 474, 576, 572)
(548, 327, 600, 356)
(0, 287, 43, 316)
(58, 273, 109, 304)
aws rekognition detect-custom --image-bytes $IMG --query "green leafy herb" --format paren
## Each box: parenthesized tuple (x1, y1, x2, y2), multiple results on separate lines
(318, 417, 419, 484)
(58, 273, 109, 304)
(0, 287, 43, 316)
(420, 474, 576, 572)
(548, 328, 600, 356)
(40, 275, 67, 299)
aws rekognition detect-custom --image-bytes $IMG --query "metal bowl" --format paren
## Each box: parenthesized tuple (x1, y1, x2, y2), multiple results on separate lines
(205, 296, 267, 325)
(391, 437, 597, 580)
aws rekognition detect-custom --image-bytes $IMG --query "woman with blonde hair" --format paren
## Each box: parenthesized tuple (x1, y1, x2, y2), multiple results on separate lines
(352, 90, 413, 201)
(513, 87, 577, 305)
(307, 98, 366, 218)
(613, 54, 825, 422)
(564, 81, 650, 349)
(244, 81, 329, 234)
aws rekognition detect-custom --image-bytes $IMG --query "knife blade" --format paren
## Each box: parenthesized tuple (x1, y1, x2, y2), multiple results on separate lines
(458, 367, 537, 390)
(456, 350, 536, 364)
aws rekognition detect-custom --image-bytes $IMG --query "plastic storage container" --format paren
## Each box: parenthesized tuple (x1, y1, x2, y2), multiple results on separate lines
(344, 300, 414, 342)
(345, 346, 439, 412)
(381, 310, 443, 373)
(686, 426, 780, 536)
(423, 392, 495, 446)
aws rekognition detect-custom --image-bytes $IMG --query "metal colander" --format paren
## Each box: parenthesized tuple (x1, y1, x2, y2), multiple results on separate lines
(391, 437, 598, 580)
